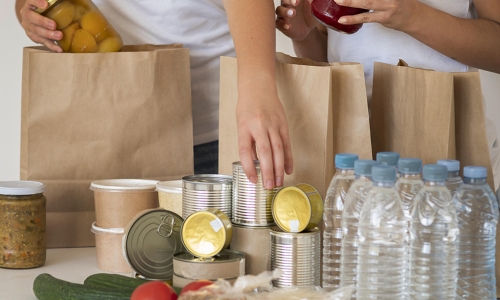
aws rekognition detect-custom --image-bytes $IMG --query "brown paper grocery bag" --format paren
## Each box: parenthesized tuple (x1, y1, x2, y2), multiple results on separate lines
(370, 61, 494, 189)
(21, 45, 194, 248)
(219, 53, 372, 198)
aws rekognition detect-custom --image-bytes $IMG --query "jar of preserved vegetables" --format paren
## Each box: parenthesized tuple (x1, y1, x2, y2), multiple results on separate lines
(35, 0, 123, 53)
(0, 181, 47, 269)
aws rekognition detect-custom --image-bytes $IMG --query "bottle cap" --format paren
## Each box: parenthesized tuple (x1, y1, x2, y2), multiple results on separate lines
(335, 153, 358, 169)
(354, 160, 377, 176)
(372, 165, 397, 182)
(423, 164, 447, 181)
(376, 152, 400, 167)
(437, 159, 460, 172)
(463, 166, 487, 179)
(397, 158, 422, 174)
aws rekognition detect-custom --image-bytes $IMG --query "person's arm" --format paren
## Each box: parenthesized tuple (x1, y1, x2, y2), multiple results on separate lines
(223, 0, 293, 189)
(276, 0, 328, 62)
(336, 0, 500, 73)
(16, 0, 62, 52)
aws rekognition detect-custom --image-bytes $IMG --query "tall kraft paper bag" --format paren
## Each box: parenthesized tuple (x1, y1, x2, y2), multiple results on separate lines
(21, 45, 194, 248)
(219, 53, 372, 199)
(370, 61, 498, 294)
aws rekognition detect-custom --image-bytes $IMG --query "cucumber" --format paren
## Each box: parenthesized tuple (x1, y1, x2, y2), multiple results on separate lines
(33, 273, 131, 300)
(84, 273, 149, 292)
(84, 273, 183, 295)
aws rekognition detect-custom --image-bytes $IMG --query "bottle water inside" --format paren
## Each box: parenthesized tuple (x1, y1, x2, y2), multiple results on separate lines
(437, 159, 463, 197)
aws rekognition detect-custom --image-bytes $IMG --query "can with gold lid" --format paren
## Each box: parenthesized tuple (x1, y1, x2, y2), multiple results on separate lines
(271, 183, 324, 233)
(181, 208, 232, 259)
(122, 208, 185, 280)
(35, 0, 123, 53)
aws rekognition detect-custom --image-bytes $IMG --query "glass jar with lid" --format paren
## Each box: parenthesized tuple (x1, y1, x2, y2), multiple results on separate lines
(0, 181, 47, 269)
(35, 0, 123, 53)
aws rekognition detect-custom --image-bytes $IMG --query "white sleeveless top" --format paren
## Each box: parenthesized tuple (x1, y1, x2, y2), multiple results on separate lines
(328, 0, 500, 190)
(93, 0, 235, 145)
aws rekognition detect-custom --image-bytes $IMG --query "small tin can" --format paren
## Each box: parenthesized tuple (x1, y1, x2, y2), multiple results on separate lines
(181, 208, 232, 258)
(270, 226, 321, 287)
(172, 249, 245, 288)
(272, 183, 323, 233)
(232, 161, 277, 226)
(182, 175, 232, 219)
(0, 181, 46, 269)
(122, 208, 185, 280)
(230, 224, 271, 275)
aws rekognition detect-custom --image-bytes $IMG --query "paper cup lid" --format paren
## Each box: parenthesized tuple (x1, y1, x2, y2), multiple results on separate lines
(156, 180, 182, 194)
(90, 179, 159, 191)
(0, 181, 46, 195)
(123, 209, 185, 280)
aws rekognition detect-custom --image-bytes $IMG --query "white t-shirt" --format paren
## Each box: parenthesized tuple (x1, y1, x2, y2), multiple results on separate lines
(328, 0, 500, 190)
(93, 0, 235, 145)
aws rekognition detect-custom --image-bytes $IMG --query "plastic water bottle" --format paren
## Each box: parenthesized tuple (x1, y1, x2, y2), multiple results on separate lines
(339, 159, 377, 298)
(356, 165, 406, 299)
(410, 164, 458, 299)
(437, 159, 463, 197)
(454, 166, 499, 299)
(395, 158, 423, 298)
(322, 153, 358, 291)
(376, 151, 400, 168)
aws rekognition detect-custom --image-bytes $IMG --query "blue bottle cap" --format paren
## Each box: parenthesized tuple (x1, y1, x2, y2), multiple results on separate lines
(335, 153, 358, 169)
(423, 164, 448, 181)
(376, 152, 400, 167)
(354, 160, 377, 176)
(372, 165, 397, 182)
(463, 166, 487, 179)
(437, 159, 460, 172)
(398, 158, 422, 174)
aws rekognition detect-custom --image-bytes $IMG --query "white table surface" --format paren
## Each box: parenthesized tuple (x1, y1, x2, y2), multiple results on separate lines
(0, 247, 129, 300)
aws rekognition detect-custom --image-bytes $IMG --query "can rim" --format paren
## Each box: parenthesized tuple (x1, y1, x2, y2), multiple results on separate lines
(173, 249, 245, 263)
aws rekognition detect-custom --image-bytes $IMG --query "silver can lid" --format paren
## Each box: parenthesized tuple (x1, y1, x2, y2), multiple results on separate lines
(123, 209, 185, 280)
(182, 175, 232, 191)
(0, 181, 46, 195)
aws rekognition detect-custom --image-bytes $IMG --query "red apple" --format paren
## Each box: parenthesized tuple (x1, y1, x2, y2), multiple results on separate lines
(179, 280, 213, 295)
(131, 280, 178, 300)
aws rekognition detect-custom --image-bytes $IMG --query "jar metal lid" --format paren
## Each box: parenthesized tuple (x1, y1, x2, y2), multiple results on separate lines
(123, 209, 185, 280)
(34, 0, 60, 14)
(156, 180, 182, 194)
(0, 181, 46, 196)
(90, 179, 159, 192)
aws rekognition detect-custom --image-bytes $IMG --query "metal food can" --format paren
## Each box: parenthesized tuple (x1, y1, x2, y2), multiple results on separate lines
(122, 208, 185, 280)
(181, 208, 232, 258)
(182, 175, 232, 219)
(271, 183, 323, 233)
(270, 226, 321, 287)
(172, 249, 245, 288)
(232, 161, 277, 226)
(230, 224, 271, 276)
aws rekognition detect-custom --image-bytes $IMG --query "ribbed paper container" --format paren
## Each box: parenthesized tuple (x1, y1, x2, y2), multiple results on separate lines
(182, 175, 232, 219)
(270, 226, 321, 287)
(91, 222, 132, 273)
(231, 161, 277, 226)
(230, 224, 271, 275)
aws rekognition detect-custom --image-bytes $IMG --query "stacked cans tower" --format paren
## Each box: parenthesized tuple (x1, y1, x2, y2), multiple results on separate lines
(230, 161, 277, 275)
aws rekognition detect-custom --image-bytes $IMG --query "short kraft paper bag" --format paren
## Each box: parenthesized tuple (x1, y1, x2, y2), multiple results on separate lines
(370, 61, 494, 189)
(219, 53, 372, 198)
(370, 61, 499, 295)
(21, 45, 194, 248)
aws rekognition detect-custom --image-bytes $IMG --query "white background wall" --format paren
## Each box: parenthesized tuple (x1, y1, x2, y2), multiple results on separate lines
(0, 2, 499, 181)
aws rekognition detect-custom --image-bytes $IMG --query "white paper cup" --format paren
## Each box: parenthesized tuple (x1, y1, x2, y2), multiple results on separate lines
(156, 180, 182, 217)
(91, 222, 132, 273)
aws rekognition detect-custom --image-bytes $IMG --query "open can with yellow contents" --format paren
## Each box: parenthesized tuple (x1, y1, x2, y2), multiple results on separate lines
(35, 0, 123, 53)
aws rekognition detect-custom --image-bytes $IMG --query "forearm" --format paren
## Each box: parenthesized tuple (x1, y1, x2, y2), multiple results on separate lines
(292, 26, 328, 62)
(16, 0, 24, 23)
(223, 0, 277, 90)
(404, 2, 500, 73)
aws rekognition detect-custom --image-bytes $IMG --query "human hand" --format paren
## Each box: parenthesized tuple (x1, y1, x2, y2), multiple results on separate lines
(276, 0, 319, 41)
(19, 0, 63, 52)
(236, 81, 293, 190)
(333, 0, 420, 32)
